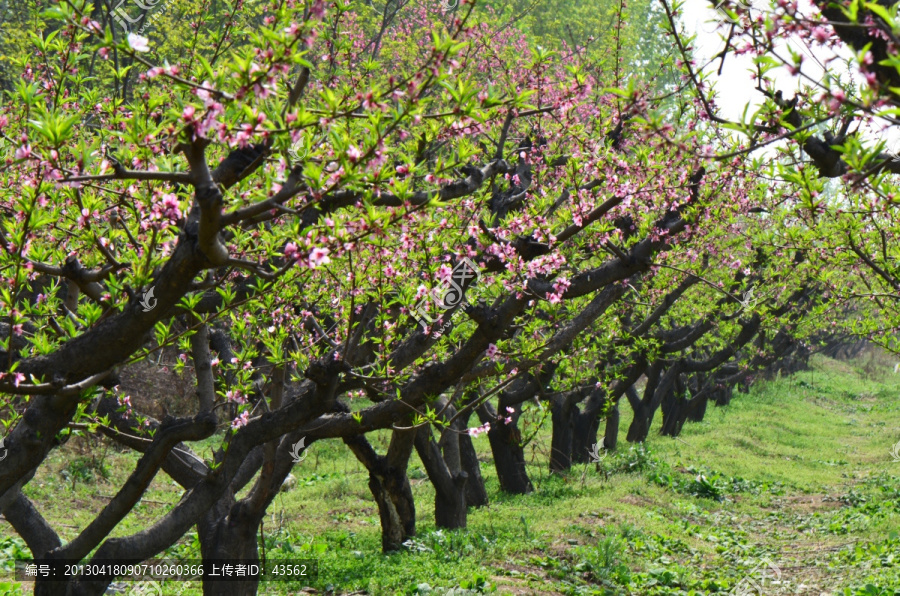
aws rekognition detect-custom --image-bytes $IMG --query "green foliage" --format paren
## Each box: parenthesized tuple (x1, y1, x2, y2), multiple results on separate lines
(0, 582, 25, 596)
(570, 533, 632, 586)
(0, 537, 29, 595)
(478, 0, 676, 90)
(1, 0, 899, 593)
(406, 571, 496, 595)
(602, 442, 655, 474)
(0, 536, 30, 563)
(0, 0, 44, 88)
(60, 453, 110, 488)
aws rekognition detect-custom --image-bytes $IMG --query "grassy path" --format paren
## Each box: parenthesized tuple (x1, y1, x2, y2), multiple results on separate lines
(2, 352, 899, 595)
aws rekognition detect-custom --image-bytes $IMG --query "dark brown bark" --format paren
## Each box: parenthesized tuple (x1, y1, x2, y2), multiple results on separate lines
(549, 393, 577, 473)
(478, 402, 532, 494)
(198, 503, 263, 596)
(571, 406, 595, 463)
(571, 387, 611, 462)
(414, 427, 467, 529)
(456, 407, 488, 507)
(685, 392, 708, 422)
(3, 491, 60, 558)
(344, 432, 416, 552)
(603, 399, 621, 451)
(626, 360, 664, 443)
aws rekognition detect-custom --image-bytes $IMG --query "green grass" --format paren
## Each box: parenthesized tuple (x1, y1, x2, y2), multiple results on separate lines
(2, 352, 900, 595)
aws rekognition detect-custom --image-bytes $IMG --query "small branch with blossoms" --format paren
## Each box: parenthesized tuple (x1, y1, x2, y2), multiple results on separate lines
(60, 168, 193, 185)
(0, 369, 113, 397)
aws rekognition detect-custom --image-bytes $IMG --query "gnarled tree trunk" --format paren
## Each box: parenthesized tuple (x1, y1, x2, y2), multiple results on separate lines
(415, 426, 468, 529)
(549, 393, 576, 473)
(626, 361, 663, 443)
(478, 401, 532, 494)
(457, 407, 488, 507)
(344, 431, 416, 552)
(603, 390, 626, 452)
(198, 503, 264, 596)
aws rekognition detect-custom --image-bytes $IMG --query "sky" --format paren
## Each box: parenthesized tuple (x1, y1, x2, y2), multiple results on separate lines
(668, 0, 900, 156)
(674, 0, 854, 122)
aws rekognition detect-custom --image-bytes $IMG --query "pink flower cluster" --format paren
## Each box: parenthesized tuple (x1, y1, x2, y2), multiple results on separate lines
(117, 394, 133, 419)
(467, 422, 491, 437)
(231, 411, 250, 429)
(0, 372, 26, 387)
(177, 82, 226, 141)
(283, 243, 331, 268)
(226, 390, 247, 405)
(150, 193, 182, 223)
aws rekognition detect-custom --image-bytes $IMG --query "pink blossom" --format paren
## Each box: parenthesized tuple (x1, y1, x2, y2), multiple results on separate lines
(436, 264, 453, 282)
(158, 193, 182, 220)
(77, 208, 97, 227)
(467, 422, 491, 437)
(127, 33, 150, 53)
(196, 82, 217, 106)
(231, 411, 250, 429)
(812, 27, 830, 44)
(226, 390, 247, 404)
(283, 242, 300, 260)
(346, 145, 362, 161)
(308, 247, 330, 267)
